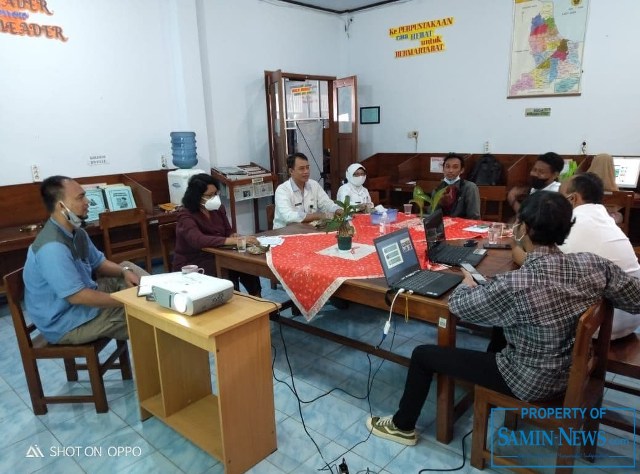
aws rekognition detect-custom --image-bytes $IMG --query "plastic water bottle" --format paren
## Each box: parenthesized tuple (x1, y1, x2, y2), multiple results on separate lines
(379, 210, 389, 235)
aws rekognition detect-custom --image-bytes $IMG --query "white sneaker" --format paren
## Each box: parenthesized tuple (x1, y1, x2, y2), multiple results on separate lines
(366, 415, 417, 446)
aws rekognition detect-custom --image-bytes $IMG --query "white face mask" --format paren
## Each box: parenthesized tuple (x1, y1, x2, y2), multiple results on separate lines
(350, 175, 366, 187)
(203, 195, 221, 211)
(444, 177, 460, 185)
(60, 202, 83, 229)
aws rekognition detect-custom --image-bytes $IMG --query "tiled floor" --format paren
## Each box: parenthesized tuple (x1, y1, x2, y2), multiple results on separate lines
(0, 278, 637, 473)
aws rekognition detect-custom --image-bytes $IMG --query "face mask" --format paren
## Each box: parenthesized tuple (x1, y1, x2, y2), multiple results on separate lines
(530, 177, 548, 190)
(203, 195, 221, 211)
(350, 175, 366, 187)
(444, 177, 460, 185)
(60, 202, 83, 229)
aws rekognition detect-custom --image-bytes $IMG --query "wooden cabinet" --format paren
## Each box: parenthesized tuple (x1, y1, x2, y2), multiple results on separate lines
(112, 288, 278, 474)
(212, 164, 278, 233)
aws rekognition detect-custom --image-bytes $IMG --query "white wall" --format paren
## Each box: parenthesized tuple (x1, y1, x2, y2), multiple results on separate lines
(0, 0, 208, 186)
(197, 0, 345, 232)
(197, 0, 344, 169)
(349, 0, 640, 158)
(2, 0, 637, 229)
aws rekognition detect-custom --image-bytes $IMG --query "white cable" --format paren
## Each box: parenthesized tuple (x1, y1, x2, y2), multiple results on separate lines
(384, 289, 405, 335)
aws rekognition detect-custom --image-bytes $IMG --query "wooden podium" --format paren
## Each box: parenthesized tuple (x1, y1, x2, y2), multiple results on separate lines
(112, 288, 279, 473)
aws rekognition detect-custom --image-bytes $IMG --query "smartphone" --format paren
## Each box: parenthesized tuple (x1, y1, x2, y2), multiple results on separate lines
(460, 262, 488, 285)
(483, 243, 512, 249)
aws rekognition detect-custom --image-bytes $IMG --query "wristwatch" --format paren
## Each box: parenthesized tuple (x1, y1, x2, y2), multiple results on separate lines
(121, 266, 133, 276)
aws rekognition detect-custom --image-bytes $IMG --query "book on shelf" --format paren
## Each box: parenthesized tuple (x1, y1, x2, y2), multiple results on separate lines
(237, 164, 273, 178)
(104, 185, 137, 211)
(85, 188, 107, 222)
(213, 166, 248, 176)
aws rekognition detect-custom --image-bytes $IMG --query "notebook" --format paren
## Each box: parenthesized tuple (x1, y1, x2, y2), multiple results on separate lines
(373, 227, 462, 298)
(423, 209, 487, 266)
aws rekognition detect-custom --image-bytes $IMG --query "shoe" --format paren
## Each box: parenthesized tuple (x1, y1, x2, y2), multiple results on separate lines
(366, 415, 417, 446)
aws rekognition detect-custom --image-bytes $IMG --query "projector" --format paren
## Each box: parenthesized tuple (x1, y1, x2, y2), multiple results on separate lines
(151, 272, 234, 315)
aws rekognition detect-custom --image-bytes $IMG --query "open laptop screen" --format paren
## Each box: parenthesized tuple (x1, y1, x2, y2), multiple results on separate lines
(423, 209, 447, 260)
(374, 228, 420, 287)
(613, 156, 640, 189)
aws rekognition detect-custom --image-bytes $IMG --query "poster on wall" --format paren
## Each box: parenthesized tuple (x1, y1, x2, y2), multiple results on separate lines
(388, 17, 454, 59)
(508, 0, 589, 98)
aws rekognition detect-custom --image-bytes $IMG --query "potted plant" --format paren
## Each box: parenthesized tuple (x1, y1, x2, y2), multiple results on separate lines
(409, 185, 447, 217)
(325, 195, 358, 251)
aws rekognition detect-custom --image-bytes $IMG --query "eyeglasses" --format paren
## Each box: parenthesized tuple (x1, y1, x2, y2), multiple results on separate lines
(353, 172, 366, 177)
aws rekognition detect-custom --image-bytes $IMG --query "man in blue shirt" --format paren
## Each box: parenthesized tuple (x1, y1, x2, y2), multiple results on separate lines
(24, 176, 146, 344)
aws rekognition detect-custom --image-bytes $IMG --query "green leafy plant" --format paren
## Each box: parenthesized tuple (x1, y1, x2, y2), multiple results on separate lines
(409, 185, 447, 217)
(559, 160, 578, 181)
(325, 195, 358, 237)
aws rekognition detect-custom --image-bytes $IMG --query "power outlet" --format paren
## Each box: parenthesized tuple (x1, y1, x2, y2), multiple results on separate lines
(161, 155, 168, 169)
(31, 164, 41, 182)
(407, 131, 419, 139)
(484, 141, 490, 153)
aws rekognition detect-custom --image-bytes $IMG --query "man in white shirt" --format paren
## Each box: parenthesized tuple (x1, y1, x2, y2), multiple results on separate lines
(507, 152, 564, 213)
(273, 153, 340, 229)
(559, 172, 640, 338)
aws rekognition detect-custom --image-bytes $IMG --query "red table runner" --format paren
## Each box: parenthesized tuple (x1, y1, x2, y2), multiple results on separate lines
(266, 213, 487, 320)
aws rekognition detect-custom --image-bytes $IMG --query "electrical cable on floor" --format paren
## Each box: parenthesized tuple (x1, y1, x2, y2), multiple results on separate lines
(272, 315, 398, 474)
(417, 429, 473, 473)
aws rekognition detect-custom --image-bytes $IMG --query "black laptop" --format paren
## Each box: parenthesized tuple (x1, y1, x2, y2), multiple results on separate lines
(423, 209, 487, 266)
(373, 228, 462, 298)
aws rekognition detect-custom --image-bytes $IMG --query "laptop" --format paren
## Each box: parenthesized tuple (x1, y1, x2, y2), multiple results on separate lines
(373, 227, 463, 298)
(423, 209, 487, 266)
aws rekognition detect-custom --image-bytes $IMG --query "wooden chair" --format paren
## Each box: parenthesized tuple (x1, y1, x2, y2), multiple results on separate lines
(158, 222, 177, 272)
(471, 299, 613, 474)
(99, 208, 152, 272)
(601, 332, 640, 434)
(266, 203, 275, 231)
(4, 268, 132, 414)
(265, 203, 278, 289)
(602, 190, 633, 236)
(367, 176, 391, 206)
(478, 186, 507, 222)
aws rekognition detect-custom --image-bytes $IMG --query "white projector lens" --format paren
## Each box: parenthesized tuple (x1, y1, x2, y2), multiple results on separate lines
(172, 293, 189, 313)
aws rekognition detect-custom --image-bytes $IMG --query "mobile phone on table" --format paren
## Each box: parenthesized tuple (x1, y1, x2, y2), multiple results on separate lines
(460, 262, 488, 285)
(483, 243, 511, 249)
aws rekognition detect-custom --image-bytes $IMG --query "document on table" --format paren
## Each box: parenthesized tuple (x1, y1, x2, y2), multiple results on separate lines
(463, 224, 490, 233)
(257, 236, 284, 247)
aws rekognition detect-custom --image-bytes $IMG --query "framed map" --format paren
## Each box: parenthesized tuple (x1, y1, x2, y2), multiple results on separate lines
(508, 0, 589, 98)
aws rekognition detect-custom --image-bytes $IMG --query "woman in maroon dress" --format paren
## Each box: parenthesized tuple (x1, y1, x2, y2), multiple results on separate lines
(172, 173, 261, 296)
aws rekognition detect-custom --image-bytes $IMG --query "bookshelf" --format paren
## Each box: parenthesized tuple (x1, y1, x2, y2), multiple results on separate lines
(211, 163, 278, 233)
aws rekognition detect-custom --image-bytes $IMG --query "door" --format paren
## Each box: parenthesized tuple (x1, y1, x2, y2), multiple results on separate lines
(331, 76, 358, 198)
(265, 70, 288, 184)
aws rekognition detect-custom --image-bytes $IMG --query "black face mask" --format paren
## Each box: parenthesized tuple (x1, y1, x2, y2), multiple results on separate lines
(529, 177, 549, 190)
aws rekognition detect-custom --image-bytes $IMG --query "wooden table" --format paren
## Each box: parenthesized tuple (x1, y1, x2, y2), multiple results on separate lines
(206, 223, 515, 444)
(112, 288, 279, 474)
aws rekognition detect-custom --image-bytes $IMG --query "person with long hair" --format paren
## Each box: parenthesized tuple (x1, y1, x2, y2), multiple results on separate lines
(587, 153, 623, 222)
(173, 173, 261, 296)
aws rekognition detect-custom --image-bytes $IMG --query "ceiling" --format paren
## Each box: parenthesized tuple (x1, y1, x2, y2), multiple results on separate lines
(274, 0, 408, 14)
